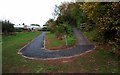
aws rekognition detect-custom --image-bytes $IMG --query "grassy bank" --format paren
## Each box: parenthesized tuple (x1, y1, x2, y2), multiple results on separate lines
(45, 32, 76, 50)
(82, 30, 119, 73)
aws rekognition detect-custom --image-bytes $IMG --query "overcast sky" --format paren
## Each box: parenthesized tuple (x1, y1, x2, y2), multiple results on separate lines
(0, 0, 72, 27)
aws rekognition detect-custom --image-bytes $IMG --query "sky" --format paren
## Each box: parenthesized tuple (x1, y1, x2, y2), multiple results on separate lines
(0, 0, 72, 27)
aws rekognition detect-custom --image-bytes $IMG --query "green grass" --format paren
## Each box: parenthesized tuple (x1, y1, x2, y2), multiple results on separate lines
(45, 32, 76, 48)
(81, 29, 119, 73)
(48, 49, 118, 73)
(2, 32, 42, 73)
(2, 31, 119, 73)
(83, 30, 97, 42)
(3, 32, 41, 63)
(45, 32, 66, 48)
(67, 36, 76, 45)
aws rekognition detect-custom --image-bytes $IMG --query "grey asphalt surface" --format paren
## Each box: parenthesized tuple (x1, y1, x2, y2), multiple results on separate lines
(73, 27, 90, 45)
(19, 28, 94, 59)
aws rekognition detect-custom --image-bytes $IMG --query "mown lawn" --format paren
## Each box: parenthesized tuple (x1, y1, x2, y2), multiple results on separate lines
(45, 32, 66, 48)
(2, 31, 119, 73)
(2, 32, 42, 73)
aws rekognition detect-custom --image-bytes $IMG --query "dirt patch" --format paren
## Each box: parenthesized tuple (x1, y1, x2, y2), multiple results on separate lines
(45, 58, 74, 64)
(3, 65, 30, 73)
(33, 56, 77, 65)
(47, 45, 75, 50)
(14, 66, 30, 73)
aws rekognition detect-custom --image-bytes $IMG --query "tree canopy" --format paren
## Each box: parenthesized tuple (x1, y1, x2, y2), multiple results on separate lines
(46, 2, 120, 46)
(80, 2, 120, 43)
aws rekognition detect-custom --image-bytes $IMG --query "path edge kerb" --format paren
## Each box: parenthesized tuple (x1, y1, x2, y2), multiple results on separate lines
(19, 45, 96, 60)
(17, 35, 40, 55)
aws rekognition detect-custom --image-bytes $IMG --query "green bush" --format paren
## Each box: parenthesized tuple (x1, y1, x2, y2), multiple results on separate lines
(67, 36, 76, 45)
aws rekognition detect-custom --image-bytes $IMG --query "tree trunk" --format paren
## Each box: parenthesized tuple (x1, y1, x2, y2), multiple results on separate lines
(64, 35, 68, 46)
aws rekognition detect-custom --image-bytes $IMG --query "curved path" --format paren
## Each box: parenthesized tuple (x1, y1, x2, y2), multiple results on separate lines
(18, 28, 94, 59)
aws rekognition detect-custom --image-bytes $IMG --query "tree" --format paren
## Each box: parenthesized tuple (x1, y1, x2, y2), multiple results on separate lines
(68, 2, 87, 27)
(53, 2, 87, 27)
(51, 2, 85, 44)
(2, 20, 14, 34)
(46, 19, 55, 32)
(79, 2, 120, 54)
(22, 23, 25, 25)
(52, 5, 61, 19)
(55, 22, 72, 45)
(80, 2, 120, 43)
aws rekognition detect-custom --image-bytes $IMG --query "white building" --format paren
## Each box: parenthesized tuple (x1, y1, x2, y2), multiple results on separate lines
(14, 24, 41, 31)
(14, 24, 24, 29)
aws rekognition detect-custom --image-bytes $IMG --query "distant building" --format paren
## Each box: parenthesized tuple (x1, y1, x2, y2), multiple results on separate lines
(29, 25, 41, 31)
(14, 24, 24, 29)
(14, 24, 41, 31)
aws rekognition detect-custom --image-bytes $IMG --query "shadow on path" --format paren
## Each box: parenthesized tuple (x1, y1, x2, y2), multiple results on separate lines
(18, 28, 94, 60)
